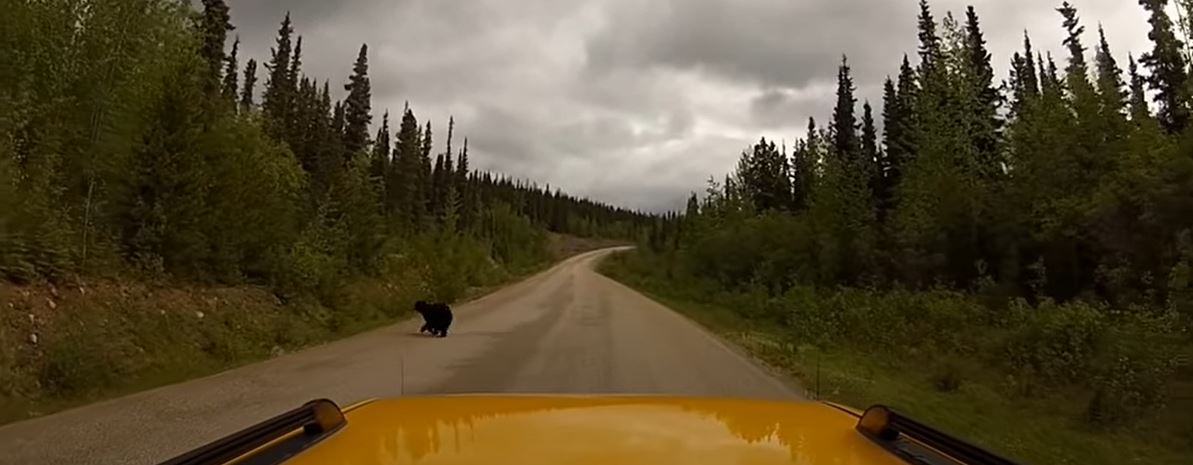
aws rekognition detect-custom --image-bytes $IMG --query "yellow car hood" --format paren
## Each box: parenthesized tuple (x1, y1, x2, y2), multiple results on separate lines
(286, 396, 907, 465)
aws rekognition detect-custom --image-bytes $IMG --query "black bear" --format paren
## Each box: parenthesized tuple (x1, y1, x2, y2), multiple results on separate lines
(414, 301, 453, 337)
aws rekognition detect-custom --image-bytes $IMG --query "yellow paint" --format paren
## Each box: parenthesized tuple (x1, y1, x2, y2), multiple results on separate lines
(287, 396, 909, 465)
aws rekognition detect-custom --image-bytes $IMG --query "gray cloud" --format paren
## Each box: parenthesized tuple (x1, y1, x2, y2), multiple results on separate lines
(585, 0, 910, 90)
(227, 0, 1154, 212)
(749, 83, 837, 130)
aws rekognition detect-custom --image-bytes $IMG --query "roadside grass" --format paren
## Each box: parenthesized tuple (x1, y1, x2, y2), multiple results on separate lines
(0, 280, 480, 426)
(599, 253, 1193, 465)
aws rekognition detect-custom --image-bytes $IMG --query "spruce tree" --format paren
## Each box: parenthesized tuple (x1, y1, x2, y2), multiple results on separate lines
(1058, 3, 1088, 74)
(1009, 52, 1029, 114)
(890, 55, 918, 170)
(1138, 0, 1191, 133)
(277, 37, 305, 152)
(391, 107, 422, 224)
(422, 122, 436, 162)
(437, 118, 456, 217)
(881, 78, 898, 153)
(915, 0, 949, 101)
(290, 36, 303, 88)
(1093, 25, 1130, 152)
(371, 111, 391, 183)
(444, 117, 455, 173)
(1095, 25, 1128, 117)
(1021, 33, 1041, 99)
(791, 133, 815, 211)
(222, 37, 239, 103)
(262, 13, 294, 137)
(1009, 33, 1040, 116)
(240, 59, 257, 109)
(418, 121, 434, 222)
(291, 77, 314, 153)
(456, 139, 469, 181)
(804, 117, 822, 166)
(862, 100, 879, 174)
(963, 6, 1002, 178)
(897, 0, 989, 287)
(308, 82, 332, 185)
(122, 66, 210, 273)
(332, 101, 346, 145)
(940, 11, 967, 68)
(1058, 3, 1116, 228)
(1128, 55, 1152, 121)
(739, 138, 793, 211)
(685, 193, 700, 219)
(831, 56, 859, 163)
(878, 78, 899, 213)
(199, 0, 234, 95)
(863, 101, 882, 212)
(343, 44, 372, 155)
(422, 122, 434, 167)
(456, 139, 473, 227)
(1042, 53, 1063, 96)
(431, 154, 445, 216)
(443, 145, 455, 177)
(917, 0, 943, 74)
(1058, 3, 1102, 135)
(441, 148, 456, 225)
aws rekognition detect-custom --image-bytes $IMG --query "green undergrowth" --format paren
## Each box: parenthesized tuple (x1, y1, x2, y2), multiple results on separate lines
(600, 251, 1193, 465)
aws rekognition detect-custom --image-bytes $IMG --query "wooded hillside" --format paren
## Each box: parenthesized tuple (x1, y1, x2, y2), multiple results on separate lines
(0, 0, 650, 291)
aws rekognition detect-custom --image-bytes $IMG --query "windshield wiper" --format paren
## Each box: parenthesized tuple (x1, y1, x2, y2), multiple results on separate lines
(856, 405, 1023, 465)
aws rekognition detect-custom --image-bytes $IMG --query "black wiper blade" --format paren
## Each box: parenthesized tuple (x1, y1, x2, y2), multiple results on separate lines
(158, 399, 347, 465)
(856, 405, 1023, 465)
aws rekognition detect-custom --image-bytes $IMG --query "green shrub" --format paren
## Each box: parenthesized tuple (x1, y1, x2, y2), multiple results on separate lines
(196, 309, 263, 362)
(271, 214, 350, 302)
(784, 286, 839, 346)
(39, 311, 136, 395)
(273, 301, 328, 347)
(1085, 310, 1183, 426)
(404, 233, 496, 303)
(482, 203, 549, 271)
(780, 286, 982, 355)
(1005, 299, 1107, 386)
(932, 357, 966, 392)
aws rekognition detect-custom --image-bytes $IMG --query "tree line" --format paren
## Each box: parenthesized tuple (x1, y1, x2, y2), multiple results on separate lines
(653, 0, 1193, 316)
(0, 0, 650, 289)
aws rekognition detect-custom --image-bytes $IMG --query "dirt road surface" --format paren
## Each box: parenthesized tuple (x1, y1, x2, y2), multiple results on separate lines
(0, 248, 800, 465)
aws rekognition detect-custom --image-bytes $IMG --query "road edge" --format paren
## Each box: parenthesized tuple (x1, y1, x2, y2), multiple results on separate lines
(588, 250, 808, 400)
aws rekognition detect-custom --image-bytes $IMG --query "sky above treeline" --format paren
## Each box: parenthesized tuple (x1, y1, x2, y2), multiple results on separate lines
(225, 0, 1156, 212)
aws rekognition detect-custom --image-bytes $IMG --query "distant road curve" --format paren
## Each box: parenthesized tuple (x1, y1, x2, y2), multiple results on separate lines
(0, 247, 799, 465)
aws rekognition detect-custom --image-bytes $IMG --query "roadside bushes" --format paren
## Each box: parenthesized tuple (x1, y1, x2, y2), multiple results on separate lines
(39, 318, 130, 395)
(606, 246, 1186, 428)
(779, 289, 1183, 425)
(481, 202, 550, 273)
(684, 213, 817, 291)
(32, 288, 283, 397)
(1084, 310, 1185, 425)
(780, 286, 981, 354)
(1004, 300, 1108, 387)
(17, 277, 407, 402)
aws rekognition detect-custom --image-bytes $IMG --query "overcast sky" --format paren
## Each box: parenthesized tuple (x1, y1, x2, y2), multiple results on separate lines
(224, 0, 1156, 212)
